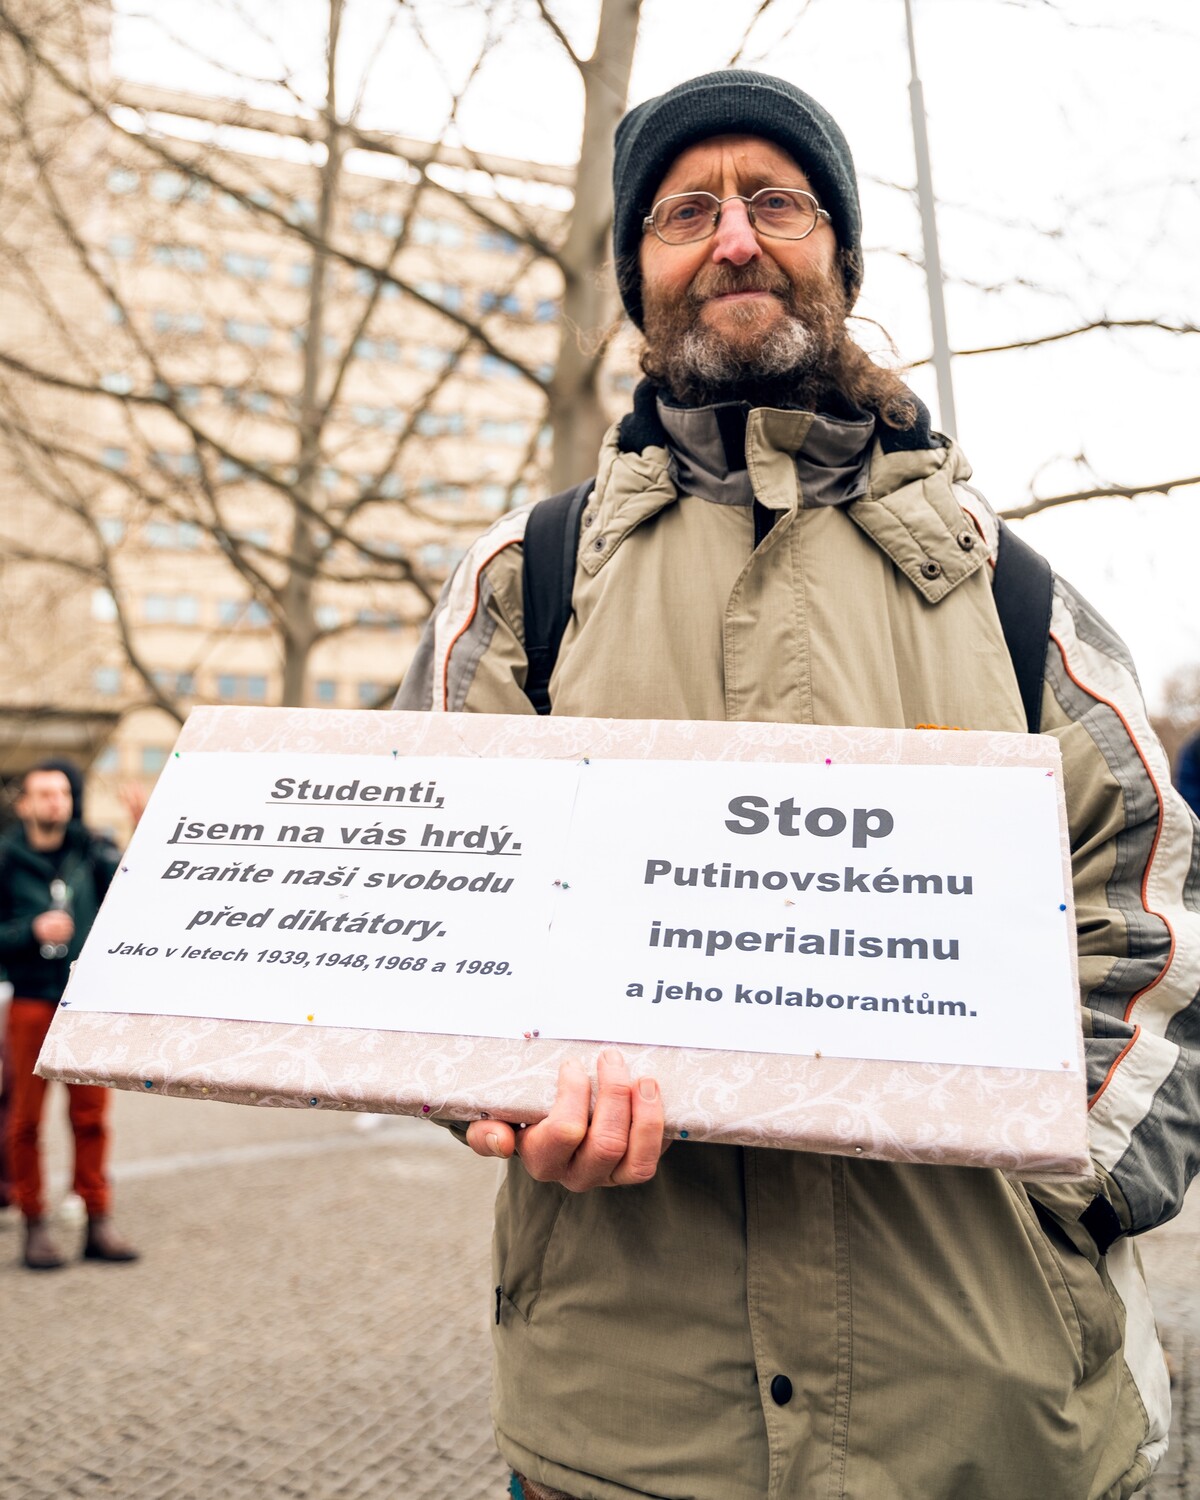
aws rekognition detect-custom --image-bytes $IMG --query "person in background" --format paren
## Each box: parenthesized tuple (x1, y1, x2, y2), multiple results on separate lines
(0, 762, 138, 1270)
(1175, 727, 1200, 817)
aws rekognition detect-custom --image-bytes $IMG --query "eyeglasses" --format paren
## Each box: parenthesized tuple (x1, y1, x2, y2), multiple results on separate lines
(643, 187, 831, 245)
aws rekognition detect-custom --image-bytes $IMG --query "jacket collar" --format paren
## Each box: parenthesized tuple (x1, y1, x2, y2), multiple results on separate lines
(588, 381, 984, 603)
(655, 396, 876, 510)
(617, 377, 945, 458)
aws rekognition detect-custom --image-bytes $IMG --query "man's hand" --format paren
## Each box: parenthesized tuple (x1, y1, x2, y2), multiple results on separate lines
(465, 1049, 667, 1191)
(32, 910, 74, 945)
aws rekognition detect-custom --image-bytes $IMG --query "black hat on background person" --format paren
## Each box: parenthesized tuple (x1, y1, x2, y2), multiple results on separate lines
(612, 69, 863, 330)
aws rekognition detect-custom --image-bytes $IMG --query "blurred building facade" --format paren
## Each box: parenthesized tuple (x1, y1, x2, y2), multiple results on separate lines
(0, 4, 633, 837)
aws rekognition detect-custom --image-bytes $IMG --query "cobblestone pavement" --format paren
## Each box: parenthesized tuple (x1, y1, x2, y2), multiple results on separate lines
(2, 1086, 1196, 1498)
(2, 1089, 508, 1499)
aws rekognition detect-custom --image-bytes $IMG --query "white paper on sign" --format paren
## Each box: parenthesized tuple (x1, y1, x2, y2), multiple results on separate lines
(541, 759, 1079, 1073)
(66, 751, 575, 1037)
(65, 744, 1081, 1076)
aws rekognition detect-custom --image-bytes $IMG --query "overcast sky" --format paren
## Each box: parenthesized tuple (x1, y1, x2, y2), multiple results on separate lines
(111, 0, 1200, 715)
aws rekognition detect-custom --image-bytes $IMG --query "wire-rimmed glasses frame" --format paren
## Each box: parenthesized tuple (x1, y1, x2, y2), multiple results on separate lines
(643, 187, 831, 246)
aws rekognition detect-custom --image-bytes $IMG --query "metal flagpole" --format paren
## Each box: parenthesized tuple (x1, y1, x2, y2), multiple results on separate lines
(904, 0, 959, 440)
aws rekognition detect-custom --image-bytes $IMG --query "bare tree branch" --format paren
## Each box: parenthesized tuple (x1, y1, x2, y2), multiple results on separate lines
(1001, 474, 1200, 521)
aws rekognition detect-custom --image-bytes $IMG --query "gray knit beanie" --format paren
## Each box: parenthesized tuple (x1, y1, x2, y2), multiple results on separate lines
(612, 70, 862, 329)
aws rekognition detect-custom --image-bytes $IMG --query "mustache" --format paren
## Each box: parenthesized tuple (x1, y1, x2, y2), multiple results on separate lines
(687, 263, 794, 306)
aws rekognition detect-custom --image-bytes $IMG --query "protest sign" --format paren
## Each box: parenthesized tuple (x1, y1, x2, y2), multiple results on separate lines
(38, 707, 1088, 1174)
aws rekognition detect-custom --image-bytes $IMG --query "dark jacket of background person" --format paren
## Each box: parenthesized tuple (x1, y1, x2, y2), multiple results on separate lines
(1176, 729, 1200, 817)
(0, 820, 117, 1001)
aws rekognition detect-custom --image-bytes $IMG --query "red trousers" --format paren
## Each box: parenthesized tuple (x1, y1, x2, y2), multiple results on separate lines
(4, 999, 110, 1219)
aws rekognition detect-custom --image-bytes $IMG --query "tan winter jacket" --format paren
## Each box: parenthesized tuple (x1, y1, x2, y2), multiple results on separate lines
(396, 395, 1197, 1500)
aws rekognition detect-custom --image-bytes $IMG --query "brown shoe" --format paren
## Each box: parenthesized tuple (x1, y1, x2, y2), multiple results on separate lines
(83, 1216, 140, 1263)
(23, 1217, 67, 1271)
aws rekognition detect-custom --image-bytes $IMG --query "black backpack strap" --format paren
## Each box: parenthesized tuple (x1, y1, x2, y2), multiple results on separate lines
(993, 520, 1054, 734)
(521, 478, 594, 715)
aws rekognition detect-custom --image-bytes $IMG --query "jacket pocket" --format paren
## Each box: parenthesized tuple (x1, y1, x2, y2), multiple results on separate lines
(492, 1162, 569, 1322)
(1013, 1182, 1124, 1385)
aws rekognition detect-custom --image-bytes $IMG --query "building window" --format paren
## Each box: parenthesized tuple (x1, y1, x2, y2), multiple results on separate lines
(415, 345, 451, 372)
(224, 319, 272, 348)
(152, 309, 205, 336)
(93, 666, 121, 695)
(315, 604, 341, 630)
(91, 589, 118, 622)
(477, 229, 519, 255)
(152, 670, 195, 696)
(285, 198, 316, 227)
(151, 451, 201, 478)
(415, 411, 465, 437)
(351, 207, 403, 236)
(419, 542, 466, 571)
(479, 354, 519, 381)
(415, 280, 463, 312)
(145, 593, 199, 625)
(97, 517, 125, 544)
(222, 388, 271, 414)
(151, 171, 209, 204)
(413, 217, 464, 249)
(534, 298, 559, 323)
(145, 520, 200, 550)
(141, 747, 170, 773)
(419, 480, 466, 506)
(217, 599, 270, 628)
(353, 337, 400, 363)
(315, 679, 337, 704)
(93, 745, 120, 772)
(101, 446, 129, 471)
(222, 251, 271, 281)
(107, 235, 136, 260)
(350, 403, 403, 432)
(479, 290, 521, 316)
(478, 419, 529, 445)
(215, 674, 268, 702)
(106, 168, 139, 195)
(153, 243, 207, 271)
(352, 267, 399, 299)
(358, 681, 382, 706)
(101, 372, 133, 395)
(480, 484, 508, 513)
(289, 262, 311, 287)
(233, 527, 270, 549)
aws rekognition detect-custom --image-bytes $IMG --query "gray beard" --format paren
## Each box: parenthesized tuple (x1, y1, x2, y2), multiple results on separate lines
(652, 307, 828, 409)
(675, 313, 816, 388)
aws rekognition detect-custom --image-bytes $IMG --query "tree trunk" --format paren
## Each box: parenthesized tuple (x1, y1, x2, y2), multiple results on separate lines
(281, 0, 344, 706)
(548, 0, 641, 492)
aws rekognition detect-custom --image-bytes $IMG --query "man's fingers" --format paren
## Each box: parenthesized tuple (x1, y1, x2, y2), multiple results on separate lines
(609, 1074, 667, 1186)
(565, 1048, 633, 1181)
(516, 1060, 592, 1181)
(463, 1054, 666, 1191)
(465, 1119, 516, 1159)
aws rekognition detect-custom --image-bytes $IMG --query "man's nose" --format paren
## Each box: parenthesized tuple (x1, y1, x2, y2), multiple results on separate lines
(710, 198, 761, 266)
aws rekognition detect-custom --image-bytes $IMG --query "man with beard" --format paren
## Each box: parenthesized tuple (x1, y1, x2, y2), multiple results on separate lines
(0, 764, 138, 1269)
(396, 72, 1195, 1500)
